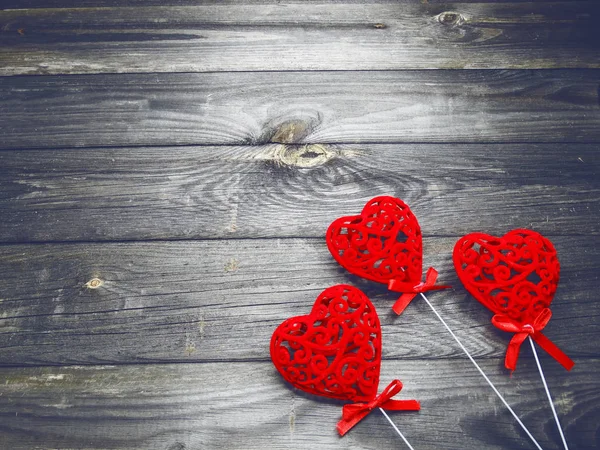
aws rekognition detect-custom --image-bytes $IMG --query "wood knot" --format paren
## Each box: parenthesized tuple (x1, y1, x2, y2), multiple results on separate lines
(269, 120, 312, 144)
(224, 258, 239, 272)
(261, 113, 321, 145)
(273, 144, 333, 168)
(167, 443, 186, 450)
(437, 11, 465, 26)
(85, 278, 103, 289)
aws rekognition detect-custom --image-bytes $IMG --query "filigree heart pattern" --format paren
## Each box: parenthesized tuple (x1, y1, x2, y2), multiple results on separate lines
(453, 229, 574, 371)
(326, 196, 422, 286)
(326, 196, 450, 315)
(270, 285, 381, 402)
(453, 229, 559, 324)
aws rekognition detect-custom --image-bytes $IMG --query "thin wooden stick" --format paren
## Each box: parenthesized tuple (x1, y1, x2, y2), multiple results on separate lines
(420, 293, 543, 450)
(528, 336, 569, 450)
(379, 408, 415, 450)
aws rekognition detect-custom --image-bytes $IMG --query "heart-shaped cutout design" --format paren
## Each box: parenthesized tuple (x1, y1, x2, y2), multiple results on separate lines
(326, 196, 450, 315)
(453, 229, 573, 371)
(453, 229, 559, 324)
(326, 196, 423, 286)
(270, 285, 381, 402)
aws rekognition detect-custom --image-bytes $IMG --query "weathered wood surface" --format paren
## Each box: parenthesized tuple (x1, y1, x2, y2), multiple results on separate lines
(1, 2, 599, 75)
(3, 0, 586, 9)
(0, 143, 598, 243)
(0, 237, 597, 366)
(1, 70, 600, 150)
(0, 359, 598, 450)
(1, 0, 598, 448)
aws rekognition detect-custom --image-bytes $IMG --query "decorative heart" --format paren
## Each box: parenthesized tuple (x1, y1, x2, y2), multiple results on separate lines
(453, 229, 560, 325)
(326, 196, 450, 315)
(326, 196, 423, 286)
(270, 285, 381, 402)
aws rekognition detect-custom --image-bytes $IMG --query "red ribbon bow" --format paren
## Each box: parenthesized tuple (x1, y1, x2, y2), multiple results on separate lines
(388, 267, 452, 315)
(336, 379, 420, 436)
(492, 308, 574, 372)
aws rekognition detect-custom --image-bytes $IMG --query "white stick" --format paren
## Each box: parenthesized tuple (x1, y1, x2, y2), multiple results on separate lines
(528, 336, 569, 450)
(379, 407, 415, 450)
(419, 293, 543, 450)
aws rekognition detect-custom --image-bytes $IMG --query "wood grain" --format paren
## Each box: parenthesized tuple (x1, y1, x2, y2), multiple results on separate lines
(0, 143, 598, 243)
(0, 358, 598, 449)
(2, 0, 582, 9)
(1, 70, 599, 150)
(1, 2, 597, 449)
(0, 237, 597, 366)
(1, 2, 598, 75)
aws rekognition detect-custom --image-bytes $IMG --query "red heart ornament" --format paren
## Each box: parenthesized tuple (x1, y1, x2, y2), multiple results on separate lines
(271, 285, 382, 402)
(453, 229, 559, 322)
(453, 229, 573, 371)
(270, 285, 420, 435)
(326, 196, 450, 314)
(326, 196, 423, 285)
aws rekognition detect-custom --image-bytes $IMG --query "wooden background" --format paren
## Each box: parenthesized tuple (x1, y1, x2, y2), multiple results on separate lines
(0, 1, 599, 449)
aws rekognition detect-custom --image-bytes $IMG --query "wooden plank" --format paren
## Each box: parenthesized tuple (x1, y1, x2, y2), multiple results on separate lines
(1, 70, 599, 150)
(0, 144, 598, 243)
(0, 3, 598, 75)
(0, 237, 597, 366)
(2, 0, 581, 10)
(0, 358, 598, 449)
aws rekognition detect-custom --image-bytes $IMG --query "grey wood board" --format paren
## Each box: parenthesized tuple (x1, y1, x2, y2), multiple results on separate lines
(0, 359, 598, 449)
(0, 143, 598, 243)
(1, 70, 600, 150)
(1, 2, 598, 75)
(2, 0, 583, 9)
(0, 237, 597, 366)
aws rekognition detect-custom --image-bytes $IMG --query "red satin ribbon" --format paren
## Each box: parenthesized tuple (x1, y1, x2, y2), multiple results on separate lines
(492, 308, 574, 372)
(337, 379, 420, 436)
(388, 267, 451, 315)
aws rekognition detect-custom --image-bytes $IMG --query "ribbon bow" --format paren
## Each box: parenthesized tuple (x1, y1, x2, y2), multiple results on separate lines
(336, 379, 420, 436)
(492, 308, 574, 372)
(388, 267, 452, 315)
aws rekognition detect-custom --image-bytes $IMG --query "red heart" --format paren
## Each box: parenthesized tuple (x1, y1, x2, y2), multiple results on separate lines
(326, 196, 423, 286)
(453, 229, 560, 325)
(270, 285, 381, 402)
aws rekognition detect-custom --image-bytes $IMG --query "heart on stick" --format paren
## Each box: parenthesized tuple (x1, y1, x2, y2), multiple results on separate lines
(270, 285, 420, 435)
(453, 229, 574, 371)
(326, 196, 450, 314)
